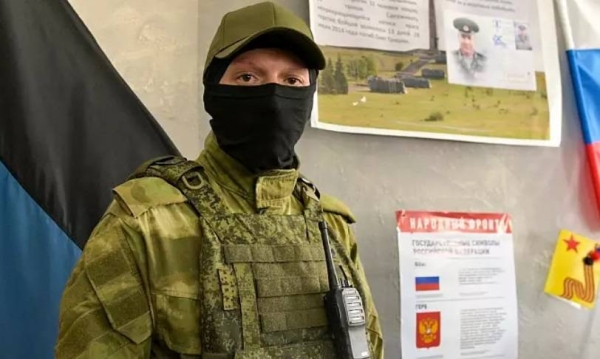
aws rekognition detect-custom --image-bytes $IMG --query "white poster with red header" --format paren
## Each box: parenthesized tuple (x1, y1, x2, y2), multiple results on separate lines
(397, 211, 518, 359)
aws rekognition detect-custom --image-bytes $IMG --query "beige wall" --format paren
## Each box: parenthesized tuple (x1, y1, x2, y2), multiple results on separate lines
(70, 0, 201, 157)
(70, 0, 600, 357)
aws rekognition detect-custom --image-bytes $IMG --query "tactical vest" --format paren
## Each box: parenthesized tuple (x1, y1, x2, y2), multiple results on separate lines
(134, 157, 372, 358)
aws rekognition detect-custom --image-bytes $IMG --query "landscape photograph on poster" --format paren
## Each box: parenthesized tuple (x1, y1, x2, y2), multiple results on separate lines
(316, 45, 549, 140)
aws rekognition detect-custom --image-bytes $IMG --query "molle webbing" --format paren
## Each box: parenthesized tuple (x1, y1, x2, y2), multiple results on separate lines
(223, 244, 325, 263)
(131, 156, 343, 357)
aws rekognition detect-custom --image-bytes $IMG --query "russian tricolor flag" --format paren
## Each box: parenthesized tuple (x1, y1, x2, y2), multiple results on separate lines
(415, 276, 440, 292)
(0, 0, 179, 357)
(557, 0, 600, 213)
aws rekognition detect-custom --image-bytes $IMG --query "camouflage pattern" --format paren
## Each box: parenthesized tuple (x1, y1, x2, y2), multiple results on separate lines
(56, 133, 384, 358)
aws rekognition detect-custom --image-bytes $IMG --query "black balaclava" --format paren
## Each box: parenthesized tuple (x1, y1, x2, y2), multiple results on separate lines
(203, 35, 318, 174)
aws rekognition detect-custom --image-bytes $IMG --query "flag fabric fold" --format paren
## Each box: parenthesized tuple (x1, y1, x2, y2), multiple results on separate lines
(556, 0, 600, 213)
(0, 0, 180, 357)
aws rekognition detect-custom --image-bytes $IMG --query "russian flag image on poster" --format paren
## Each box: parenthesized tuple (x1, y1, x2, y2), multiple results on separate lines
(557, 0, 600, 214)
(415, 276, 440, 292)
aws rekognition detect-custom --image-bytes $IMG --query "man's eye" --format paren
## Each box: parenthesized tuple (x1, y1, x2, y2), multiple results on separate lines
(286, 77, 302, 86)
(238, 74, 254, 82)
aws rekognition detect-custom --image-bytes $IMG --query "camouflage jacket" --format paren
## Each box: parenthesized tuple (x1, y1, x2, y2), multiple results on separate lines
(55, 134, 383, 358)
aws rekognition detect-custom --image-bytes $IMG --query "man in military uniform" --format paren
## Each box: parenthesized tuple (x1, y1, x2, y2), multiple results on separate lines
(515, 23, 532, 50)
(452, 17, 486, 79)
(55, 2, 384, 358)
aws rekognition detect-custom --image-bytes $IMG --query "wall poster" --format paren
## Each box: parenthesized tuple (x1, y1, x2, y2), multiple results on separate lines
(309, 0, 562, 146)
(397, 211, 518, 358)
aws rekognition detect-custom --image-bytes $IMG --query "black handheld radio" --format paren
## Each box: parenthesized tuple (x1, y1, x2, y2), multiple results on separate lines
(319, 221, 371, 359)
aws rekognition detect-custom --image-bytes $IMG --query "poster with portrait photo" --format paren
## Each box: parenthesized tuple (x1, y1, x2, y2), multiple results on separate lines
(445, 11, 537, 92)
(309, 0, 562, 147)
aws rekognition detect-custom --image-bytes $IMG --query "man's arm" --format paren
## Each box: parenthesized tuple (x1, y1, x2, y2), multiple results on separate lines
(323, 211, 385, 359)
(55, 212, 152, 359)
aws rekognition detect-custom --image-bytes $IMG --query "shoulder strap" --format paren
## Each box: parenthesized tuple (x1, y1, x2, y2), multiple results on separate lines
(132, 155, 228, 217)
(295, 176, 324, 222)
(296, 176, 356, 224)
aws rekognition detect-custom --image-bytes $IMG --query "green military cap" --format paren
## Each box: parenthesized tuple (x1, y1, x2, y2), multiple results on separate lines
(453, 17, 479, 34)
(204, 1, 326, 72)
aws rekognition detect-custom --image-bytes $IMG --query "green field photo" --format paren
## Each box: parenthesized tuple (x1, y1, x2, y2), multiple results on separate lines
(316, 45, 550, 140)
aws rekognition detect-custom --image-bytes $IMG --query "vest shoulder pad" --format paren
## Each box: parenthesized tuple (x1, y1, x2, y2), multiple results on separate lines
(113, 177, 187, 218)
(321, 194, 356, 224)
(129, 155, 182, 179)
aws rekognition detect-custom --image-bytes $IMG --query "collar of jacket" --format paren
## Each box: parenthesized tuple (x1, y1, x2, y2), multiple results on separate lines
(195, 132, 300, 208)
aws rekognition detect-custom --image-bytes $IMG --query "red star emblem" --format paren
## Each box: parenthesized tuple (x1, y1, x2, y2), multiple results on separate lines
(563, 236, 580, 253)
